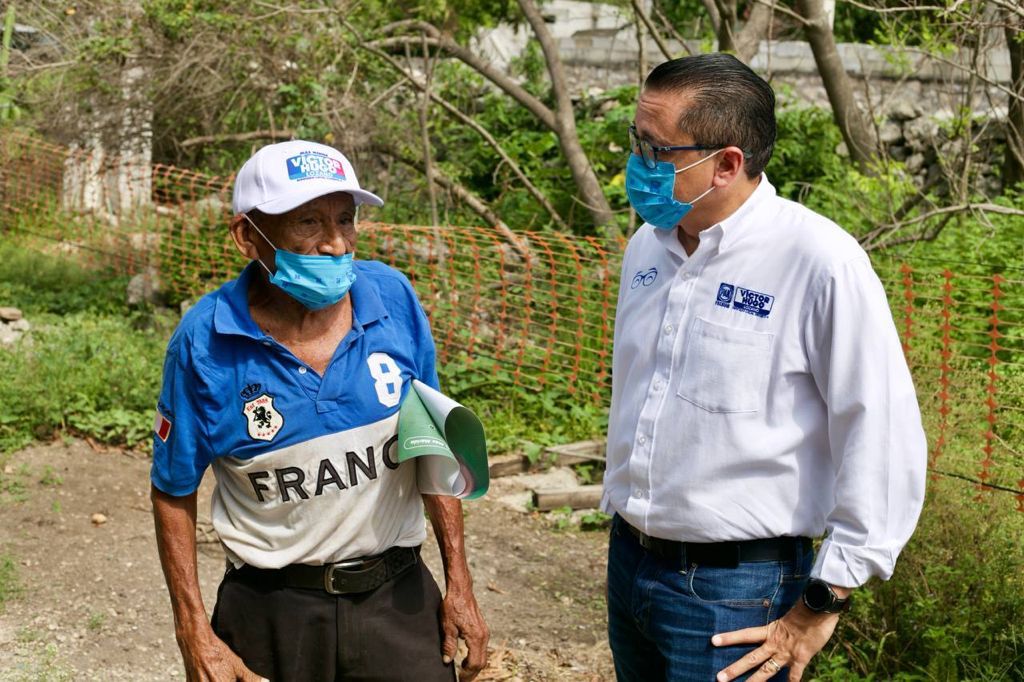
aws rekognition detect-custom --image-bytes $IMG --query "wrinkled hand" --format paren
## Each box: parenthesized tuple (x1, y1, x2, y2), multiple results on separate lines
(440, 582, 490, 682)
(711, 602, 839, 682)
(178, 628, 267, 682)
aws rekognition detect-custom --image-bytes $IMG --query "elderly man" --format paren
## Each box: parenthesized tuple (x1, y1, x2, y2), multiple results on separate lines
(151, 140, 488, 682)
(603, 53, 927, 681)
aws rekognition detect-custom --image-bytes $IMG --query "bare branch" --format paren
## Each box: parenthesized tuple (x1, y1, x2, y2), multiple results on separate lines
(515, 0, 615, 229)
(653, 4, 695, 56)
(375, 144, 533, 262)
(179, 129, 296, 148)
(983, 0, 1024, 21)
(860, 202, 1024, 250)
(840, 0, 952, 14)
(902, 47, 1024, 103)
(631, 0, 674, 61)
(416, 35, 440, 227)
(750, 0, 810, 27)
(698, 0, 722, 32)
(12, 60, 77, 73)
(352, 14, 613, 229)
(517, 0, 572, 127)
(355, 40, 570, 231)
(866, 213, 954, 250)
(366, 35, 558, 131)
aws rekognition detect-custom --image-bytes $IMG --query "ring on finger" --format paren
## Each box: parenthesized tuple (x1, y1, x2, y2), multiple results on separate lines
(763, 657, 782, 674)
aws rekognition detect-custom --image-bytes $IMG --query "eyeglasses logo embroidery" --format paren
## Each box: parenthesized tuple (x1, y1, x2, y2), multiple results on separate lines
(631, 267, 658, 289)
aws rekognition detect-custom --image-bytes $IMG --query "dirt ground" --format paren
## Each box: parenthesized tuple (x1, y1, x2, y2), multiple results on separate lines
(0, 440, 614, 681)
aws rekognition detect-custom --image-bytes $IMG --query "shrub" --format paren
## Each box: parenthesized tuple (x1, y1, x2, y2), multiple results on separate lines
(812, 478, 1024, 680)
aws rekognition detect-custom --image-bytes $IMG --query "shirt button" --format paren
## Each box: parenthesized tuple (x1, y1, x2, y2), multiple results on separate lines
(298, 366, 308, 375)
(653, 381, 664, 391)
(663, 324, 673, 335)
(638, 435, 647, 444)
(262, 341, 272, 347)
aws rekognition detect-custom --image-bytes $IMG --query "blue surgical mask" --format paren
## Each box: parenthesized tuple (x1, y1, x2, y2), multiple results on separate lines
(625, 150, 722, 230)
(244, 214, 357, 310)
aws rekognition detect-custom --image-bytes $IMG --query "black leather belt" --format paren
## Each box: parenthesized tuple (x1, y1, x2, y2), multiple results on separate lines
(235, 545, 420, 595)
(623, 519, 810, 568)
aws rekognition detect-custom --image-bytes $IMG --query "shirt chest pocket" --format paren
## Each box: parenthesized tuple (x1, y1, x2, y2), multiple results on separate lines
(676, 317, 774, 413)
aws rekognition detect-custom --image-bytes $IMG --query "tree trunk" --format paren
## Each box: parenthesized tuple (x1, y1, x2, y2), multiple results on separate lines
(714, 0, 738, 53)
(700, 0, 722, 34)
(1004, 15, 1024, 187)
(795, 0, 878, 172)
(517, 0, 615, 230)
(734, 1, 774, 64)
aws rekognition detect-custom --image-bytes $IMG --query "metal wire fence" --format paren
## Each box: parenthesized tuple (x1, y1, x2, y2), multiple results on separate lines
(2, 131, 1021, 511)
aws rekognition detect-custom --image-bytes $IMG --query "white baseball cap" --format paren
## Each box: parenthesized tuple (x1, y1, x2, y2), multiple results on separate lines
(231, 139, 384, 215)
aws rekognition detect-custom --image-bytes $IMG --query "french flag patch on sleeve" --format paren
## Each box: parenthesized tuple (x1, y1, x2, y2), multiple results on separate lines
(154, 410, 172, 442)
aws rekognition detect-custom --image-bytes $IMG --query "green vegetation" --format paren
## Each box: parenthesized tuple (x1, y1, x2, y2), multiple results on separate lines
(86, 612, 105, 632)
(0, 461, 30, 504)
(0, 243, 169, 454)
(0, 551, 18, 611)
(817, 480, 1024, 680)
(38, 466, 62, 487)
(2, 2, 1022, 672)
(2, 229, 1018, 678)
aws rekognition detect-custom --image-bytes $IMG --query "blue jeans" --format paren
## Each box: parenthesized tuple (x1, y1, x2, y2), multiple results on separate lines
(607, 515, 812, 682)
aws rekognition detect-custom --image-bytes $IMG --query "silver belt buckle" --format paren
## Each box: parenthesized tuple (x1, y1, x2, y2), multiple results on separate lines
(324, 558, 367, 594)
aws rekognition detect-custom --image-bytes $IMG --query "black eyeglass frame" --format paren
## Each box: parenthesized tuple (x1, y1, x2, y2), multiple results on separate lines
(628, 124, 730, 169)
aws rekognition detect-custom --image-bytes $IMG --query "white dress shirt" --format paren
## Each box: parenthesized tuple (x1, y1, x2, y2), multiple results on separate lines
(602, 175, 927, 588)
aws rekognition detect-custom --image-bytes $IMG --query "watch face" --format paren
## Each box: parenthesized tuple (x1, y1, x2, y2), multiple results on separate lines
(804, 580, 832, 611)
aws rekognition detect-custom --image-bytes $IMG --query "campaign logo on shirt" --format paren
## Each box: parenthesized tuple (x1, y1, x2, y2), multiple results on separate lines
(243, 393, 284, 442)
(733, 286, 775, 318)
(631, 267, 658, 289)
(286, 152, 346, 182)
(716, 282, 775, 318)
(716, 283, 735, 307)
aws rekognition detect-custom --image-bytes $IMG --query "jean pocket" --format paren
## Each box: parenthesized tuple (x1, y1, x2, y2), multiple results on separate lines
(676, 317, 773, 413)
(687, 562, 783, 607)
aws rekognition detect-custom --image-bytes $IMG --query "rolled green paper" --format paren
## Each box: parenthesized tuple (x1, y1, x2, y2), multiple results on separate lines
(397, 380, 489, 499)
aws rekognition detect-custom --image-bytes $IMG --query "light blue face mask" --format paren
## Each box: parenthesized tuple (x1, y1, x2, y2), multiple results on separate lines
(625, 150, 723, 230)
(244, 214, 357, 311)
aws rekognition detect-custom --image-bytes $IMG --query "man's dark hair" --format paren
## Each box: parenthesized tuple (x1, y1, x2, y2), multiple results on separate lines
(644, 53, 776, 178)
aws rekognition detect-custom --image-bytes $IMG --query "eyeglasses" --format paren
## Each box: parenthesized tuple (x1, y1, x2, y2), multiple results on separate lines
(628, 125, 723, 169)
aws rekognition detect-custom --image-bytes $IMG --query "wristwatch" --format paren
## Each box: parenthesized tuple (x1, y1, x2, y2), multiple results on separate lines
(802, 578, 851, 614)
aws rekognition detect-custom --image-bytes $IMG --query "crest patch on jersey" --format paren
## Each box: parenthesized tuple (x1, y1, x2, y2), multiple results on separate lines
(243, 394, 284, 442)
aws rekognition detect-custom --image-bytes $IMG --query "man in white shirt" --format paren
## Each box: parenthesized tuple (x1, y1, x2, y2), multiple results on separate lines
(603, 53, 927, 681)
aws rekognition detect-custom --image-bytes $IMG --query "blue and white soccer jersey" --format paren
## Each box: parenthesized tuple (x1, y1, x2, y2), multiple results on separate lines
(151, 260, 439, 569)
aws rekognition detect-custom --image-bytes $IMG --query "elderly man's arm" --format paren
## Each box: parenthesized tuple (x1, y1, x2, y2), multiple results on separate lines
(151, 486, 265, 682)
(423, 494, 489, 682)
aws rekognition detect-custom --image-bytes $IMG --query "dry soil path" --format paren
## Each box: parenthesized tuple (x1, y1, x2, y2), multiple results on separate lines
(0, 440, 613, 681)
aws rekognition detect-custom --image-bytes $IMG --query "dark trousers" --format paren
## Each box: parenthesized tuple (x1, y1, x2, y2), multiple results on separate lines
(211, 556, 456, 682)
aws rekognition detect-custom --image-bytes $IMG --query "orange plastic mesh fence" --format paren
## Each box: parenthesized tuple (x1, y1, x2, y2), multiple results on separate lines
(2, 132, 1021, 510)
